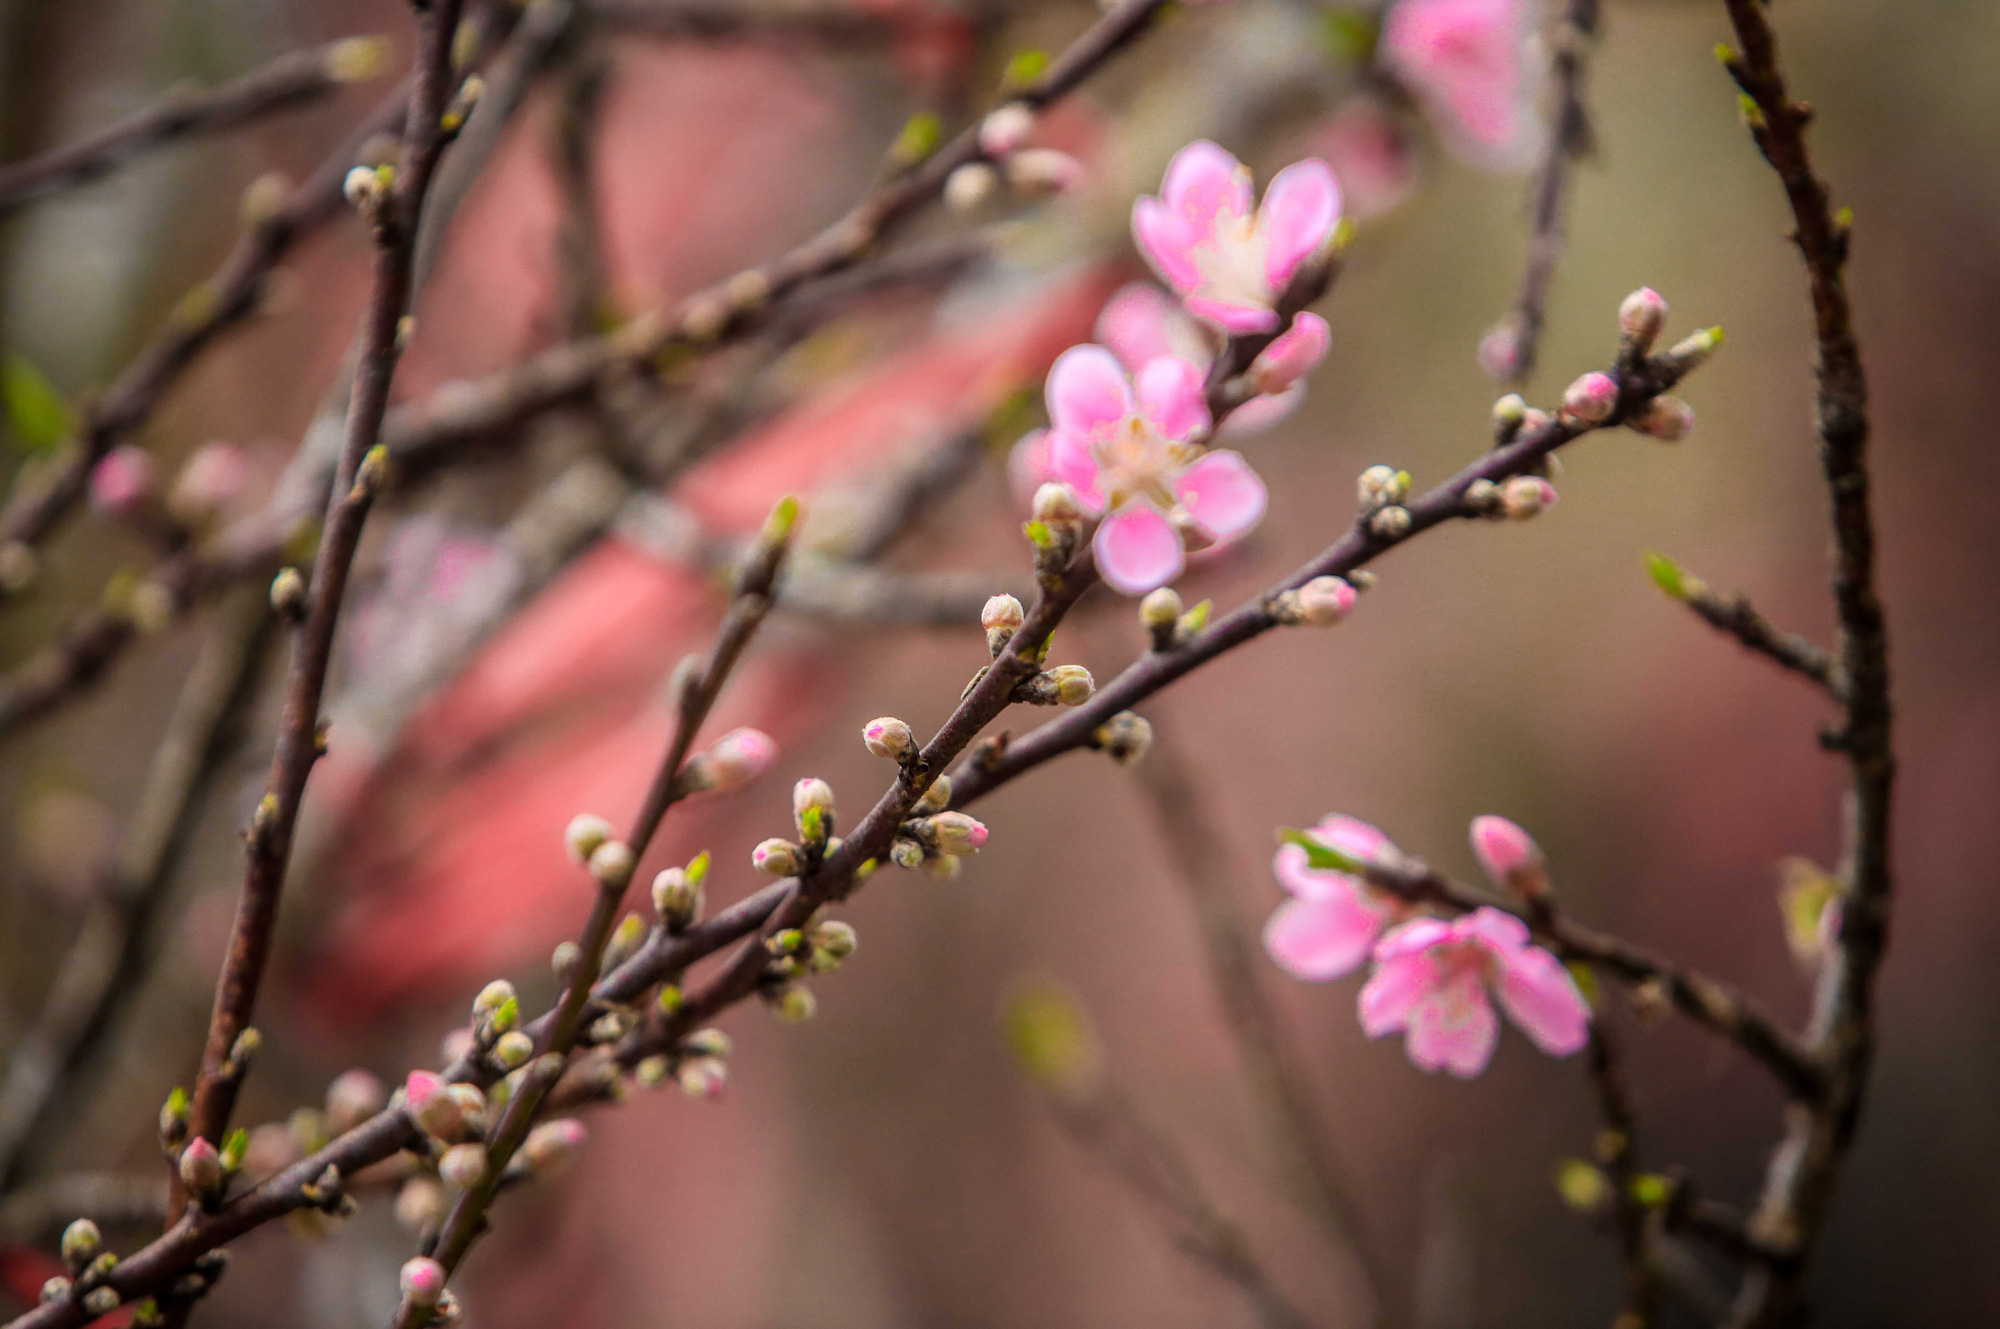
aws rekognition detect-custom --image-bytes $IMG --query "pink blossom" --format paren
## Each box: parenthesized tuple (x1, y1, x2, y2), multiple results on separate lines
(168, 441, 249, 523)
(1248, 311, 1331, 395)
(1468, 814, 1543, 888)
(1381, 0, 1530, 160)
(1132, 141, 1342, 334)
(1263, 815, 1410, 980)
(1313, 99, 1418, 220)
(1038, 345, 1267, 595)
(1359, 907, 1591, 1077)
(89, 445, 156, 518)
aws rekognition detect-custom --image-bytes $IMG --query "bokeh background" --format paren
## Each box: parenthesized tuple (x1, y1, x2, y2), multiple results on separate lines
(1, 0, 1995, 1325)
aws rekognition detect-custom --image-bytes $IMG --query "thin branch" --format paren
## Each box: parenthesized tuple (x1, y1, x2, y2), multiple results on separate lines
(176, 0, 472, 1215)
(0, 36, 389, 215)
(1658, 564, 1842, 696)
(1716, 3, 1893, 1321)
(1132, 723, 1392, 1325)
(1582, 1018, 1662, 1327)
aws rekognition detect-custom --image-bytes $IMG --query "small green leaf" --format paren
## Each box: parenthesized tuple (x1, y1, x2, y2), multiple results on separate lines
(2, 352, 74, 455)
(1177, 599, 1211, 635)
(1778, 856, 1841, 964)
(1002, 49, 1049, 90)
(891, 111, 943, 165)
(1001, 977, 1100, 1096)
(1277, 827, 1365, 874)
(221, 1127, 249, 1171)
(1566, 961, 1602, 1008)
(1554, 1158, 1612, 1214)
(686, 850, 711, 889)
(165, 1086, 190, 1116)
(1023, 519, 1054, 549)
(1322, 9, 1379, 62)
(1629, 1173, 1674, 1209)
(762, 494, 801, 544)
(1644, 551, 1689, 600)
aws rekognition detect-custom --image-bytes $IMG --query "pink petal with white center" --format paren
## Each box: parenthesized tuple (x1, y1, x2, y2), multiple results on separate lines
(1358, 952, 1436, 1037)
(1096, 283, 1181, 373)
(1496, 945, 1592, 1056)
(1043, 428, 1107, 511)
(1008, 428, 1056, 503)
(1264, 895, 1385, 981)
(1161, 140, 1253, 225)
(1093, 500, 1185, 595)
(1132, 198, 1203, 293)
(1183, 293, 1280, 335)
(1406, 973, 1500, 1077)
(1220, 385, 1305, 435)
(1175, 450, 1267, 543)
(1135, 355, 1211, 441)
(1045, 344, 1133, 437)
(1258, 159, 1341, 293)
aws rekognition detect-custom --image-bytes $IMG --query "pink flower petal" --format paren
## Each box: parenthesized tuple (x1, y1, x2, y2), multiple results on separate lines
(1008, 428, 1056, 503)
(1132, 198, 1202, 293)
(1250, 311, 1332, 395)
(1264, 896, 1383, 981)
(1134, 355, 1211, 441)
(1406, 974, 1500, 1077)
(1096, 283, 1181, 373)
(1259, 159, 1342, 294)
(1045, 344, 1133, 437)
(1373, 915, 1454, 962)
(1358, 953, 1435, 1036)
(1496, 946, 1592, 1056)
(1175, 450, 1267, 543)
(1460, 905, 1531, 957)
(1274, 814, 1388, 902)
(1182, 294, 1280, 335)
(1044, 428, 1107, 511)
(1220, 385, 1305, 435)
(1093, 500, 1185, 595)
(1161, 139, 1252, 225)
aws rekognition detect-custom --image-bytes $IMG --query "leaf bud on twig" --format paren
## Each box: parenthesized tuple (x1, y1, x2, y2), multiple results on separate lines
(1093, 711, 1153, 767)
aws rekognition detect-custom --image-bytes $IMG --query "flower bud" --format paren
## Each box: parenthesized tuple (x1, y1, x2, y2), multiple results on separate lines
(1561, 371, 1619, 425)
(179, 1137, 224, 1198)
(492, 1030, 533, 1069)
(1031, 482, 1084, 528)
(927, 811, 989, 856)
(1093, 710, 1153, 766)
(400, 1257, 446, 1309)
(1005, 148, 1086, 197)
(563, 813, 614, 866)
(702, 727, 777, 791)
(1469, 815, 1549, 901)
(812, 920, 858, 961)
(1139, 586, 1183, 630)
(684, 1028, 733, 1059)
(1296, 575, 1357, 626)
(890, 838, 925, 870)
(551, 940, 582, 983)
(1631, 396, 1693, 441)
(792, 777, 836, 838)
(403, 1071, 463, 1140)
(40, 1277, 70, 1304)
(1357, 464, 1408, 509)
(652, 867, 701, 930)
(445, 1083, 487, 1136)
(473, 979, 517, 1028)
(1048, 664, 1094, 705)
(863, 716, 915, 760)
(268, 566, 307, 618)
(978, 102, 1034, 156)
(1249, 312, 1331, 396)
(1619, 287, 1669, 351)
(588, 839, 636, 889)
(1501, 476, 1558, 520)
(772, 985, 818, 1023)
(437, 1143, 486, 1190)
(89, 446, 156, 519)
(1368, 505, 1412, 539)
(343, 164, 387, 212)
(604, 912, 647, 970)
(983, 592, 1025, 654)
(944, 162, 998, 214)
(395, 1177, 446, 1232)
(1492, 393, 1528, 433)
(82, 1289, 119, 1316)
(677, 1057, 729, 1098)
(515, 1118, 584, 1177)
(1478, 317, 1525, 381)
(752, 838, 802, 877)
(1464, 477, 1503, 515)
(923, 852, 962, 882)
(60, 1219, 101, 1272)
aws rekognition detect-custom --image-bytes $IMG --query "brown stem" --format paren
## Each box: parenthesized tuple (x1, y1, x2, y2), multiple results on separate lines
(1665, 571, 1842, 697)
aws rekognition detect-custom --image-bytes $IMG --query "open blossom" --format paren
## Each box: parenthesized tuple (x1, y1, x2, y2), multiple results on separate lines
(1132, 141, 1341, 334)
(1035, 345, 1267, 595)
(1359, 907, 1591, 1077)
(1092, 282, 1320, 436)
(1263, 815, 1413, 980)
(1381, 0, 1530, 160)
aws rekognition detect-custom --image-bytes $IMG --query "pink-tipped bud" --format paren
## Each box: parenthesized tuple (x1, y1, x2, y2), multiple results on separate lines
(89, 446, 156, 519)
(167, 442, 248, 525)
(978, 102, 1034, 156)
(863, 717, 915, 761)
(1561, 372, 1619, 425)
(522, 1118, 587, 1174)
(1501, 475, 1557, 520)
(1618, 287, 1669, 349)
(1297, 575, 1357, 626)
(178, 1137, 224, 1196)
(1005, 148, 1086, 197)
(324, 1068, 386, 1134)
(437, 1142, 487, 1189)
(752, 838, 802, 877)
(703, 727, 777, 792)
(1478, 319, 1525, 381)
(793, 777, 835, 839)
(982, 593, 1025, 632)
(1632, 396, 1694, 442)
(928, 811, 989, 856)
(1469, 815, 1548, 899)
(400, 1257, 446, 1308)
(403, 1071, 463, 1140)
(1249, 312, 1332, 396)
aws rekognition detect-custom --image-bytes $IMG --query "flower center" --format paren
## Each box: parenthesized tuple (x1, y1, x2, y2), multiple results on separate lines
(1190, 213, 1273, 311)
(1090, 414, 1185, 511)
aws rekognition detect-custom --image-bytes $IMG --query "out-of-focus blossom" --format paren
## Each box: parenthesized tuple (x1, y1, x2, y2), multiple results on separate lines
(1132, 141, 1341, 333)
(1311, 99, 1419, 220)
(1034, 345, 1266, 594)
(1264, 815, 1410, 980)
(1359, 907, 1591, 1077)
(167, 441, 250, 525)
(1381, 0, 1532, 162)
(88, 445, 156, 519)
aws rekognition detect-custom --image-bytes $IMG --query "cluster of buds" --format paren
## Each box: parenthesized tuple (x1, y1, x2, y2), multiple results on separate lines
(470, 979, 519, 1048)
(1138, 587, 1213, 651)
(1018, 663, 1094, 706)
(1356, 465, 1414, 539)
(944, 102, 1087, 214)
(1269, 575, 1359, 628)
(652, 1027, 734, 1099)
(564, 813, 636, 890)
(402, 1071, 488, 1146)
(43, 1223, 147, 1316)
(651, 851, 709, 932)
(1462, 472, 1558, 522)
(679, 726, 779, 795)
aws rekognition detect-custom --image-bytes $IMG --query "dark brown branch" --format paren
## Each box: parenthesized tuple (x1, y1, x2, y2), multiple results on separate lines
(1658, 562, 1841, 696)
(1583, 1019, 1663, 1326)
(1717, 3, 1894, 1322)
(0, 37, 389, 215)
(177, 0, 471, 1216)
